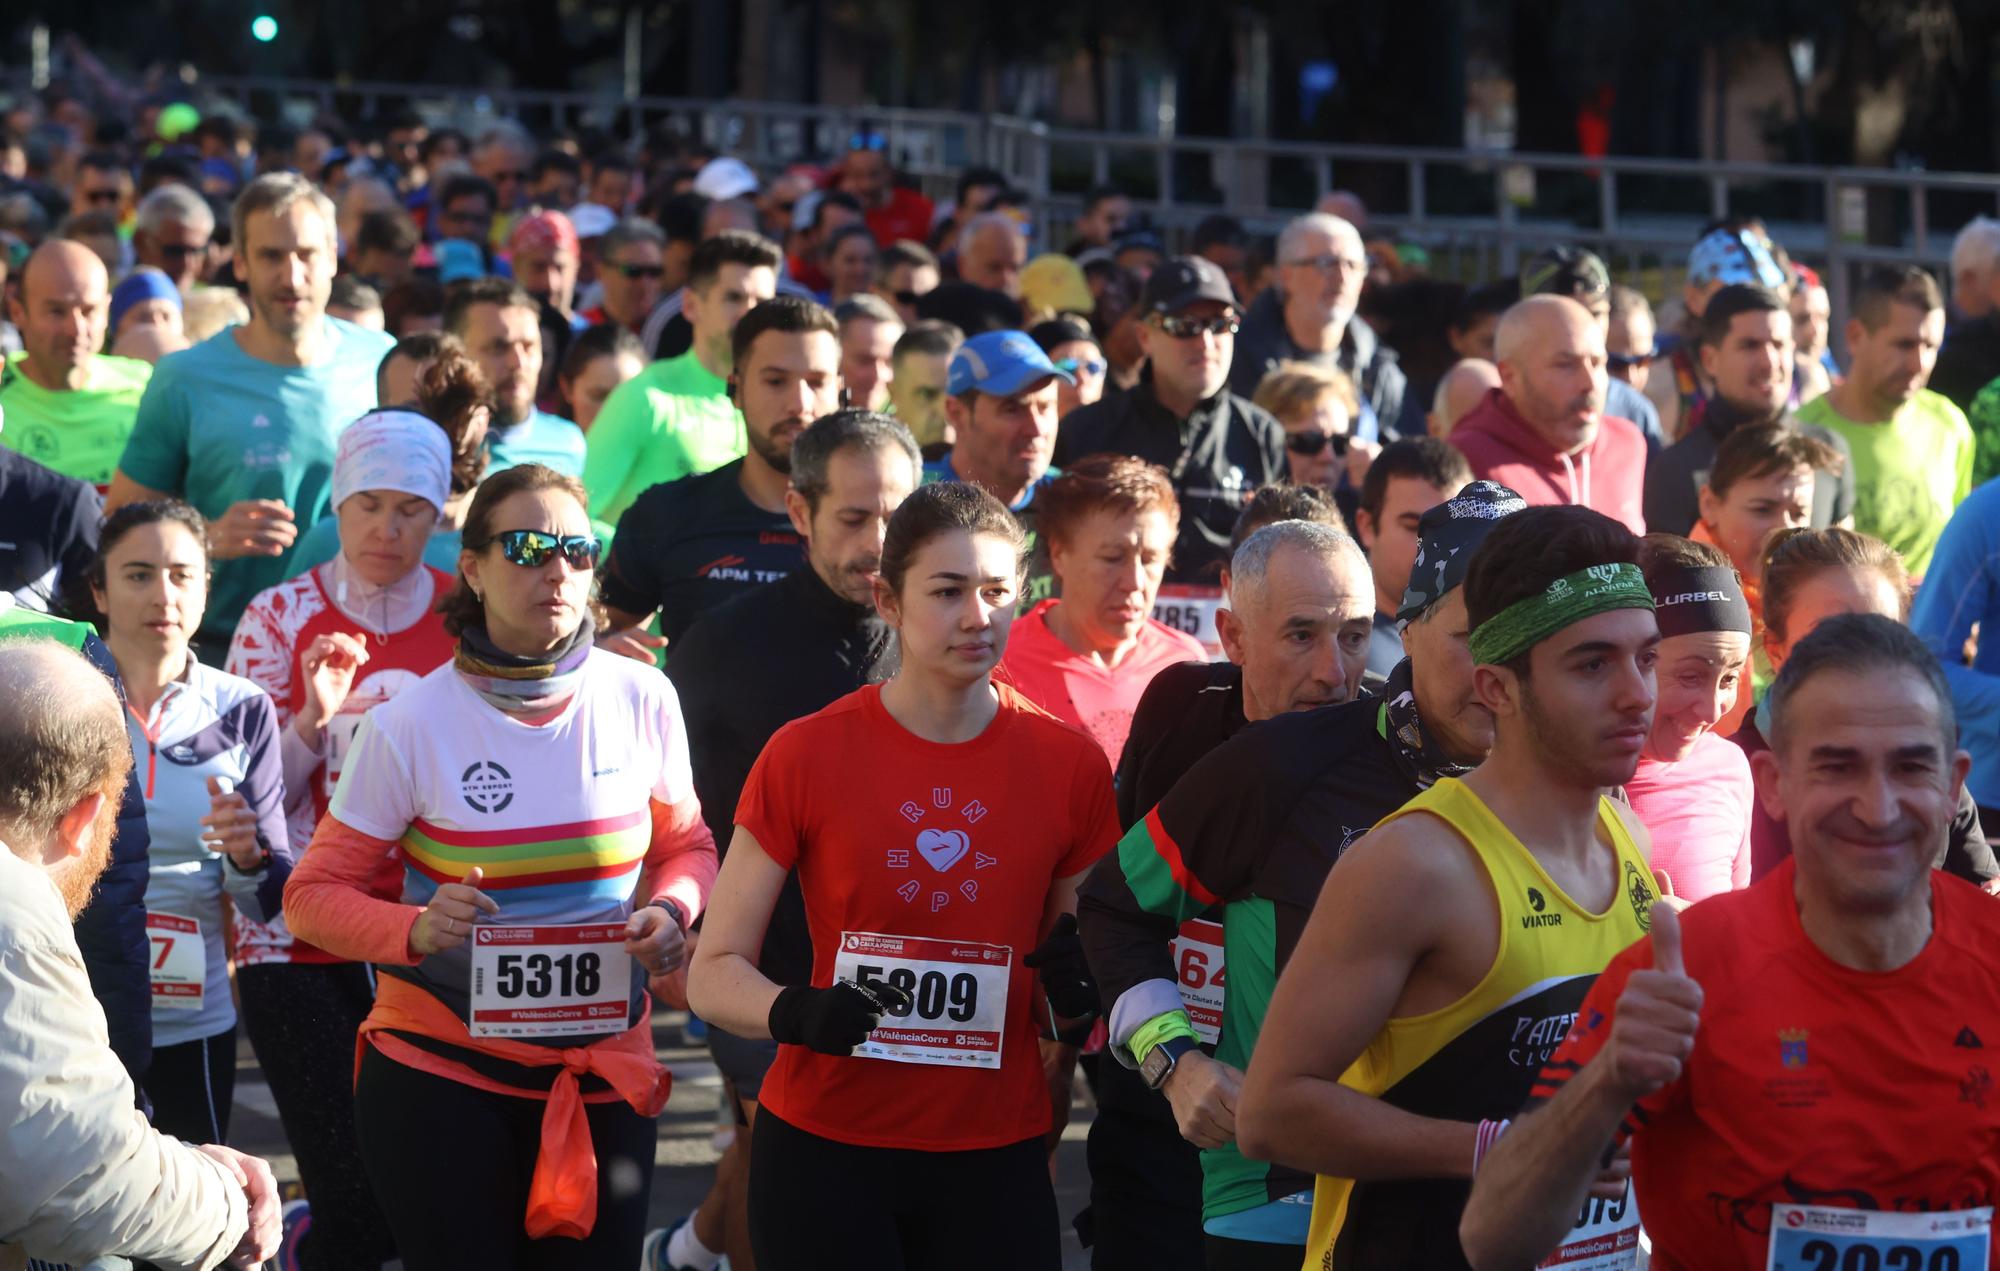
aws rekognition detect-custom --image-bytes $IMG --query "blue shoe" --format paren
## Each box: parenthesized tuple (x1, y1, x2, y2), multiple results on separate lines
(278, 1198, 312, 1271)
(682, 1013, 709, 1044)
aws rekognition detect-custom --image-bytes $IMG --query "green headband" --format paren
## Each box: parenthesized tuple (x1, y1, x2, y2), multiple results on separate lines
(1468, 563, 1655, 666)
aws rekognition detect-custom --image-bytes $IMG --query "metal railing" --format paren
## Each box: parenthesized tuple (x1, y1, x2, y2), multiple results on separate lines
(180, 73, 2000, 321)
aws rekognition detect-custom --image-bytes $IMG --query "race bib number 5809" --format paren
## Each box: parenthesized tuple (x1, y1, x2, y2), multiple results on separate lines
(468, 923, 632, 1039)
(833, 931, 1011, 1069)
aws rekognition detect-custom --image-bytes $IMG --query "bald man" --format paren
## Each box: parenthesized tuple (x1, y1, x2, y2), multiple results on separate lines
(956, 213, 1026, 298)
(0, 239, 154, 489)
(1447, 295, 1648, 532)
(1429, 358, 1501, 437)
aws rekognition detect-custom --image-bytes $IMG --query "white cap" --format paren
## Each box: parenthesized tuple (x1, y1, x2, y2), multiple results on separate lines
(693, 157, 759, 202)
(567, 202, 618, 239)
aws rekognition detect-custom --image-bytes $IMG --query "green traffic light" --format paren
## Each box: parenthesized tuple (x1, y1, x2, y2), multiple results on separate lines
(251, 15, 278, 41)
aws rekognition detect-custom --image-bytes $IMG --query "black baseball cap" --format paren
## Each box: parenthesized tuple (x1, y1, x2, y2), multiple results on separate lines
(1140, 256, 1237, 316)
(1521, 246, 1610, 303)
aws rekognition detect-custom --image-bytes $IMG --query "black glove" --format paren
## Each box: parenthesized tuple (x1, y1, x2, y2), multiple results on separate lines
(768, 980, 913, 1055)
(1025, 913, 1100, 1021)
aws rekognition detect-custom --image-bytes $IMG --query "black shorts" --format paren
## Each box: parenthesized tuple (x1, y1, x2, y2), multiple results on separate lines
(708, 1023, 779, 1104)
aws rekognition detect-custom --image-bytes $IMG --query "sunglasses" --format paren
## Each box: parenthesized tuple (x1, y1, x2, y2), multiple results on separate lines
(490, 529, 601, 570)
(1285, 430, 1352, 458)
(614, 263, 665, 280)
(1608, 351, 1655, 370)
(1153, 313, 1240, 339)
(83, 189, 123, 205)
(156, 242, 209, 259)
(1053, 356, 1107, 378)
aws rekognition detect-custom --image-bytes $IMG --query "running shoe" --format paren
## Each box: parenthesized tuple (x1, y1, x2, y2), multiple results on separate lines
(278, 1198, 312, 1271)
(640, 1216, 714, 1271)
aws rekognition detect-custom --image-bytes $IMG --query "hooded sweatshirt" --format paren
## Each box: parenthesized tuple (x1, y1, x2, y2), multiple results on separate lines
(1448, 387, 1646, 533)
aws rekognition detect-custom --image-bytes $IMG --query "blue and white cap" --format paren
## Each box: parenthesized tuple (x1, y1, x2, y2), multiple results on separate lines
(947, 330, 1075, 397)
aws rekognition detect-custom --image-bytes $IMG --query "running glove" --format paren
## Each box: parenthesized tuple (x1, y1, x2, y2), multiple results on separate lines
(768, 980, 913, 1055)
(1025, 914, 1101, 1021)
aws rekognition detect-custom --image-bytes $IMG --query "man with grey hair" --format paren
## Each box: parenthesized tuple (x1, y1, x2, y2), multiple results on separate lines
(1932, 215, 2000, 408)
(582, 215, 669, 335)
(834, 293, 903, 412)
(106, 172, 395, 649)
(0, 639, 282, 1270)
(956, 212, 1027, 299)
(1079, 485, 1523, 1269)
(650, 409, 921, 1271)
(132, 184, 215, 295)
(1231, 210, 1416, 437)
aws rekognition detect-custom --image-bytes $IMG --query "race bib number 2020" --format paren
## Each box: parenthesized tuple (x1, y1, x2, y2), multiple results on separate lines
(1767, 1204, 1990, 1271)
(468, 923, 633, 1039)
(833, 931, 1011, 1069)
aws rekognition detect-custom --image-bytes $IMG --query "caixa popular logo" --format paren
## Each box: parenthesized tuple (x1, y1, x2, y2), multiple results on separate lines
(461, 760, 515, 813)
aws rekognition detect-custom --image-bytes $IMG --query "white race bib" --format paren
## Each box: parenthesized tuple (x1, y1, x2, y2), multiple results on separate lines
(833, 931, 1011, 1069)
(1170, 918, 1226, 1045)
(1766, 1204, 1990, 1271)
(1540, 1183, 1642, 1269)
(1153, 584, 1227, 661)
(467, 923, 633, 1039)
(147, 912, 205, 1011)
(323, 709, 366, 799)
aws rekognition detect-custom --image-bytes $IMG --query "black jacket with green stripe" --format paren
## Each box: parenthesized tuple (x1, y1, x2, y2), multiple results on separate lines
(1078, 696, 1417, 1221)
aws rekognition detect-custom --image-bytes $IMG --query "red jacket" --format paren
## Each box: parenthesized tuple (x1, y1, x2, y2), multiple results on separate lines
(1449, 388, 1647, 533)
(865, 187, 936, 247)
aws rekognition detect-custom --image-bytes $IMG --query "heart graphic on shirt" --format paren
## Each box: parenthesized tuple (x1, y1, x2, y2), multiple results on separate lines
(916, 828, 970, 872)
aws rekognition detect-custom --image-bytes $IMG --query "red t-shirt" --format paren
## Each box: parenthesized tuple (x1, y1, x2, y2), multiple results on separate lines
(736, 681, 1118, 1151)
(865, 187, 937, 248)
(997, 599, 1208, 766)
(1534, 858, 2000, 1269)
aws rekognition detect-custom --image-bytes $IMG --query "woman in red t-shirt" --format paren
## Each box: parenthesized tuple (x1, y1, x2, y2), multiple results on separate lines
(689, 481, 1120, 1270)
(997, 453, 1207, 765)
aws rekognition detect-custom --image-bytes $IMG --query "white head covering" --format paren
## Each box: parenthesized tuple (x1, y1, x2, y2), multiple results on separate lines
(333, 409, 451, 513)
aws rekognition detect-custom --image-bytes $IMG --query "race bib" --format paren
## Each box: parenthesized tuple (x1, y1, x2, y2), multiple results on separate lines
(467, 923, 633, 1039)
(833, 931, 1011, 1069)
(1541, 1183, 1642, 1269)
(1153, 584, 1227, 661)
(147, 912, 205, 1011)
(1767, 1204, 1990, 1271)
(1171, 918, 1226, 1045)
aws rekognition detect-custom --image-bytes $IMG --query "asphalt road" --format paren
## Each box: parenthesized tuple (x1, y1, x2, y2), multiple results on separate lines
(225, 1010, 1098, 1270)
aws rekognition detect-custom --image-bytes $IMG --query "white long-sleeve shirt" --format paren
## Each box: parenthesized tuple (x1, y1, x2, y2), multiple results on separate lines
(0, 844, 247, 1270)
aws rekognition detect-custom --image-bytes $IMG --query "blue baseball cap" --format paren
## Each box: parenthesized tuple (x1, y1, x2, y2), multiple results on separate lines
(947, 330, 1075, 397)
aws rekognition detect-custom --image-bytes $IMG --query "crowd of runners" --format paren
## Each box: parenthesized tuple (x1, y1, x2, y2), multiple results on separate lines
(7, 74, 2000, 1271)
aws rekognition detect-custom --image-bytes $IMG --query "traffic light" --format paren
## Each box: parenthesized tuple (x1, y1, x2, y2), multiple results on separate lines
(251, 14, 278, 42)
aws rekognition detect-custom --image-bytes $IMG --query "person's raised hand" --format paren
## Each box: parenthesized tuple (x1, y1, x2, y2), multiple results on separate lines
(200, 777, 266, 872)
(1602, 904, 1702, 1102)
(408, 866, 500, 956)
(296, 632, 371, 740)
(208, 499, 297, 560)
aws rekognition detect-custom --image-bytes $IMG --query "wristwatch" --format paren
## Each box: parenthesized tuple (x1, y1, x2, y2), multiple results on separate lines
(1140, 1035, 1200, 1090)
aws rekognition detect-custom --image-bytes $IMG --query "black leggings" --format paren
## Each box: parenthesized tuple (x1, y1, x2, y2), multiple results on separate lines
(142, 1026, 237, 1144)
(236, 961, 397, 1270)
(352, 1044, 657, 1270)
(749, 1106, 1059, 1271)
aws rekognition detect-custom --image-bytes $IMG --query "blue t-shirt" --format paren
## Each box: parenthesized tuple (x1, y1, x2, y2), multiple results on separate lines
(283, 514, 465, 581)
(118, 318, 397, 639)
(487, 408, 586, 478)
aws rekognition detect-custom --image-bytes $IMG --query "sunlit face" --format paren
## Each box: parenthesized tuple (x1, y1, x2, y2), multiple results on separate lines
(1764, 567, 1905, 670)
(1279, 224, 1366, 326)
(459, 301, 542, 427)
(684, 262, 777, 367)
(838, 317, 900, 412)
(1791, 284, 1831, 359)
(598, 239, 668, 329)
(1700, 465, 1814, 580)
(93, 519, 208, 665)
(1482, 608, 1659, 789)
(1401, 589, 1494, 764)
(336, 488, 439, 586)
(946, 379, 1060, 494)
(876, 529, 1021, 686)
(459, 487, 595, 656)
(11, 252, 108, 376)
(827, 232, 879, 301)
(888, 351, 951, 442)
(1847, 301, 1944, 410)
(1224, 542, 1374, 721)
(138, 216, 212, 293)
(1275, 392, 1351, 490)
(1501, 312, 1607, 453)
(512, 243, 578, 311)
(1046, 338, 1105, 418)
(1137, 300, 1235, 406)
(793, 444, 916, 606)
(735, 328, 843, 474)
(565, 350, 644, 432)
(1357, 476, 1459, 618)
(1644, 630, 1751, 762)
(234, 201, 337, 339)
(1701, 308, 1793, 418)
(1047, 506, 1175, 651)
(1757, 666, 1965, 915)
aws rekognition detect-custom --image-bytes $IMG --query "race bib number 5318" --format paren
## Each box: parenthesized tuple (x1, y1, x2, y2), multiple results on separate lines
(468, 923, 632, 1039)
(833, 931, 1011, 1069)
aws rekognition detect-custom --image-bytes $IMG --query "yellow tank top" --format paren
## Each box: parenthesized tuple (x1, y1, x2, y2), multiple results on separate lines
(1303, 776, 1656, 1270)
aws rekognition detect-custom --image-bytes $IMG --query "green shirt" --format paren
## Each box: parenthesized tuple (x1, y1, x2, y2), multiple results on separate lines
(1796, 388, 1974, 578)
(0, 351, 152, 487)
(581, 350, 743, 525)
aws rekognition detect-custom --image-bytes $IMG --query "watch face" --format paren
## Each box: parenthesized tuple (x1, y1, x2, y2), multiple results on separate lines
(1141, 1046, 1172, 1088)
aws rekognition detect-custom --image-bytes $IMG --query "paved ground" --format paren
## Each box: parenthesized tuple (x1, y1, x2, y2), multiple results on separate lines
(226, 1010, 1098, 1269)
